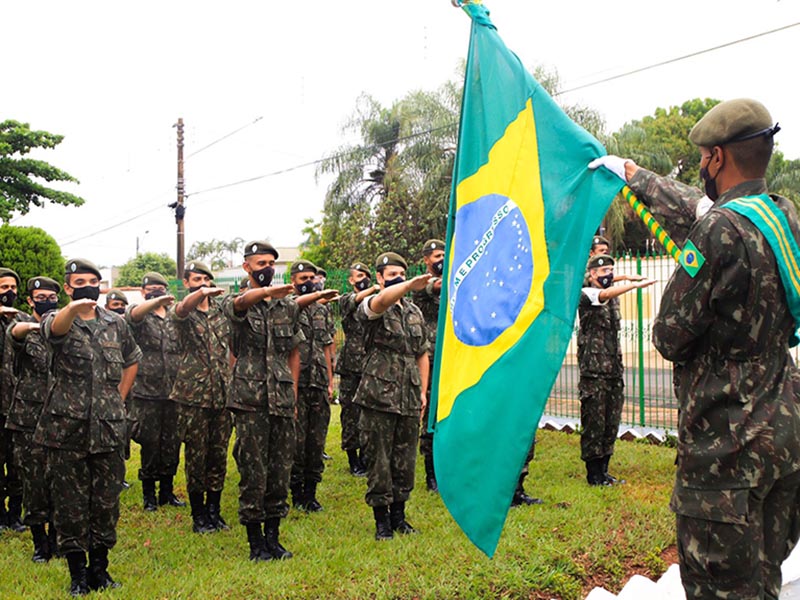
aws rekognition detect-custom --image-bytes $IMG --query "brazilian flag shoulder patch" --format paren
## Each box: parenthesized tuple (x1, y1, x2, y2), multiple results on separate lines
(679, 239, 705, 278)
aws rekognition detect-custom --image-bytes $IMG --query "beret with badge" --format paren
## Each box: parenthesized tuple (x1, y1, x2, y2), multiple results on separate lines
(422, 239, 445, 256)
(587, 254, 615, 270)
(106, 289, 129, 304)
(185, 261, 214, 280)
(290, 260, 318, 276)
(0, 267, 21, 287)
(689, 98, 780, 147)
(65, 258, 101, 280)
(350, 261, 371, 277)
(142, 271, 168, 287)
(27, 276, 61, 294)
(244, 240, 279, 259)
(376, 252, 408, 270)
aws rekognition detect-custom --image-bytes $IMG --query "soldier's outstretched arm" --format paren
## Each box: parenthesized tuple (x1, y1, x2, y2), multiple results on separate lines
(175, 287, 223, 318)
(49, 299, 96, 337)
(296, 289, 338, 308)
(369, 275, 432, 316)
(598, 278, 656, 302)
(129, 295, 174, 322)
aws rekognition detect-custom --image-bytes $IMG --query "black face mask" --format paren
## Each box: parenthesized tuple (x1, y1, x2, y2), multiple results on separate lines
(0, 290, 17, 307)
(109, 307, 126, 315)
(699, 152, 719, 201)
(295, 282, 315, 295)
(144, 289, 167, 300)
(383, 276, 405, 288)
(251, 266, 274, 288)
(598, 273, 614, 289)
(355, 278, 372, 292)
(432, 259, 444, 276)
(188, 285, 208, 294)
(33, 299, 58, 316)
(71, 285, 100, 302)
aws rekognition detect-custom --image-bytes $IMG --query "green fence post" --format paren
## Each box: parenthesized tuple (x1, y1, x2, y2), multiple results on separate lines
(636, 251, 645, 426)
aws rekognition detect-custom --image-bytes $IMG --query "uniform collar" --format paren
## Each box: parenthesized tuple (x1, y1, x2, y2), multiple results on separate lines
(715, 178, 768, 207)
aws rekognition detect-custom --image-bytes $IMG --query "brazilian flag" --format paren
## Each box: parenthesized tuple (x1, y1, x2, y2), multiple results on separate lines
(430, 2, 625, 557)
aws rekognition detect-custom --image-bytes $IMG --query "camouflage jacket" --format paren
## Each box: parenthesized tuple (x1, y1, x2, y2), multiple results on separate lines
(169, 298, 231, 410)
(354, 297, 429, 416)
(635, 171, 800, 489)
(224, 295, 304, 417)
(5, 319, 50, 432)
(411, 277, 441, 357)
(1, 311, 33, 416)
(34, 307, 142, 453)
(335, 291, 367, 376)
(577, 288, 623, 379)
(296, 300, 333, 390)
(126, 307, 180, 400)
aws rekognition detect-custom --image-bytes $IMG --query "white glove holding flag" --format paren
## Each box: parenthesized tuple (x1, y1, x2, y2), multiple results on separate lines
(588, 155, 629, 182)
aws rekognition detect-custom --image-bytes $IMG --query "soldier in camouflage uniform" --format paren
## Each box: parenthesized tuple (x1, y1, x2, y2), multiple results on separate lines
(6, 276, 60, 562)
(0, 267, 29, 534)
(578, 255, 654, 486)
(104, 289, 128, 315)
(289, 260, 337, 512)
(35, 258, 141, 595)
(224, 241, 303, 561)
(336, 261, 378, 477)
(125, 272, 184, 512)
(411, 240, 444, 493)
(591, 98, 800, 599)
(170, 261, 232, 534)
(354, 252, 430, 540)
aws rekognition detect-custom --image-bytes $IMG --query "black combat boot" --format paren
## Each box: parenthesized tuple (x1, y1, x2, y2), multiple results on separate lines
(601, 455, 626, 485)
(389, 501, 417, 535)
(290, 481, 305, 510)
(423, 454, 438, 493)
(189, 492, 214, 534)
(66, 551, 90, 596)
(586, 458, 611, 486)
(373, 505, 393, 541)
(142, 479, 158, 512)
(6, 495, 26, 532)
(30, 523, 51, 563)
(158, 476, 186, 507)
(264, 517, 293, 559)
(87, 546, 120, 591)
(47, 522, 60, 558)
(245, 523, 271, 562)
(206, 490, 229, 531)
(511, 475, 544, 507)
(347, 449, 367, 477)
(303, 481, 323, 512)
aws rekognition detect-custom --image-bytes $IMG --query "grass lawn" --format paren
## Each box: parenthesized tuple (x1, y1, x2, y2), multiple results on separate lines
(0, 406, 677, 599)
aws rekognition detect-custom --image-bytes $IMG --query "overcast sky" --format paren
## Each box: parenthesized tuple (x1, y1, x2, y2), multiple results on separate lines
(6, 0, 800, 269)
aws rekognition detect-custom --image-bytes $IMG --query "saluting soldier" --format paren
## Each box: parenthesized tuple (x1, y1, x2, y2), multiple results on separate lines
(224, 241, 303, 561)
(6, 276, 60, 561)
(35, 258, 141, 595)
(0, 267, 28, 533)
(289, 260, 337, 512)
(336, 261, 377, 477)
(354, 252, 430, 540)
(591, 98, 800, 598)
(125, 272, 184, 511)
(411, 239, 444, 493)
(170, 261, 232, 534)
(104, 289, 128, 315)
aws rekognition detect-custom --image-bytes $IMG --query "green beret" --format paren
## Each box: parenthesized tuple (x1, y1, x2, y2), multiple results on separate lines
(587, 254, 615, 270)
(422, 239, 445, 256)
(290, 260, 317, 276)
(27, 276, 61, 294)
(65, 258, 101, 280)
(590, 235, 610, 250)
(349, 261, 371, 277)
(141, 271, 168, 287)
(105, 289, 128, 304)
(0, 267, 20, 287)
(317, 268, 327, 278)
(185, 261, 214, 280)
(376, 252, 408, 271)
(689, 98, 778, 147)
(243, 240, 279, 259)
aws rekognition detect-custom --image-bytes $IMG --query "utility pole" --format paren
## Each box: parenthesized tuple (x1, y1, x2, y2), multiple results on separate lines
(172, 118, 186, 278)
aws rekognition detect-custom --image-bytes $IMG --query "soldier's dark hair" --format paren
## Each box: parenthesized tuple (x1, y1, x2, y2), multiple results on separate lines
(376, 265, 387, 275)
(726, 134, 774, 179)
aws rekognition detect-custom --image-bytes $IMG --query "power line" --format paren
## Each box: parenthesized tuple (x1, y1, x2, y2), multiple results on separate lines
(186, 116, 264, 159)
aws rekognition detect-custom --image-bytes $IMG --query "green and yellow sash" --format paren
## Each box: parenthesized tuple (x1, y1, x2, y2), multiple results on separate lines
(726, 193, 800, 346)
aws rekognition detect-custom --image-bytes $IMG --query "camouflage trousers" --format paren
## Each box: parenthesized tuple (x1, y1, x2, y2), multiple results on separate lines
(12, 431, 51, 526)
(673, 469, 800, 600)
(1, 416, 22, 504)
(359, 407, 419, 507)
(47, 447, 124, 554)
(176, 404, 232, 496)
(129, 397, 181, 480)
(579, 376, 624, 462)
(232, 410, 295, 524)
(338, 374, 362, 452)
(291, 387, 330, 488)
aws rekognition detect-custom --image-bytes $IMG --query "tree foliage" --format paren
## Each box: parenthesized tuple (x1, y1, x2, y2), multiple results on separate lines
(115, 252, 177, 287)
(0, 225, 65, 310)
(0, 120, 86, 222)
(186, 237, 245, 271)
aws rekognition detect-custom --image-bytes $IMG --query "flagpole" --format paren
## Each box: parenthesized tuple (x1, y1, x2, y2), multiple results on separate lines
(622, 184, 681, 262)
